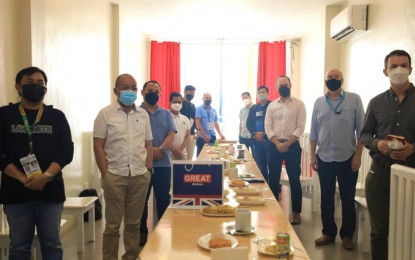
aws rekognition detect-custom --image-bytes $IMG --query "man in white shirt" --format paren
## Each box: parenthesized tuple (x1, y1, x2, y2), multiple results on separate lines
(265, 75, 306, 225)
(239, 92, 254, 152)
(169, 92, 191, 160)
(93, 74, 153, 259)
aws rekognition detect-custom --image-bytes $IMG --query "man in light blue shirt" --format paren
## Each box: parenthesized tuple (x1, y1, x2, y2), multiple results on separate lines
(310, 68, 365, 250)
(139, 80, 176, 246)
(195, 92, 225, 156)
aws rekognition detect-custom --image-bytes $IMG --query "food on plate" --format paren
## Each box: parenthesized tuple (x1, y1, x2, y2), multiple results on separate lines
(230, 179, 246, 186)
(209, 237, 232, 248)
(202, 205, 235, 215)
(264, 244, 278, 254)
(234, 187, 256, 193)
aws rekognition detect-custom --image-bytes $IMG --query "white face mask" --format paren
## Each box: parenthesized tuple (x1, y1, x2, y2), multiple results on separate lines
(171, 103, 182, 112)
(243, 98, 251, 105)
(258, 92, 268, 101)
(389, 67, 410, 85)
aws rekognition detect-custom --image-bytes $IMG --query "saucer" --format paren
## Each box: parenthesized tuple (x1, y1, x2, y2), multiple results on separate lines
(226, 225, 256, 235)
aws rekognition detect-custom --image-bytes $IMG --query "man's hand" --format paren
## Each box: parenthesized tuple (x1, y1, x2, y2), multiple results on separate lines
(253, 132, 265, 142)
(277, 142, 289, 153)
(24, 174, 48, 190)
(203, 133, 210, 143)
(376, 140, 390, 156)
(153, 147, 164, 160)
(310, 154, 319, 172)
(390, 142, 414, 161)
(351, 154, 362, 172)
(172, 149, 183, 159)
(219, 134, 225, 140)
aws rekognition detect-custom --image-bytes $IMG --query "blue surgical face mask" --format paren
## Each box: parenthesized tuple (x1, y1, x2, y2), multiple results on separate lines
(119, 90, 137, 106)
(278, 85, 290, 97)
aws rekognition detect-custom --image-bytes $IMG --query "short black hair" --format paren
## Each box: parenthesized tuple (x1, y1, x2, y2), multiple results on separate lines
(384, 50, 412, 69)
(257, 85, 269, 93)
(277, 75, 291, 85)
(15, 67, 48, 85)
(169, 92, 182, 102)
(184, 85, 196, 91)
(143, 80, 160, 90)
(241, 92, 250, 97)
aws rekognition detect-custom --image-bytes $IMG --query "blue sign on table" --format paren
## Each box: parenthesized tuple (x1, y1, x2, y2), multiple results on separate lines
(171, 161, 223, 208)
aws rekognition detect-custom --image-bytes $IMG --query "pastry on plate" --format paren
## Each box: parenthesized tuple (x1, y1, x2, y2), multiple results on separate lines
(209, 237, 232, 248)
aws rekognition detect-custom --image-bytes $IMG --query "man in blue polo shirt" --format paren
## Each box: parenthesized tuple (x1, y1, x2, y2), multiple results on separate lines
(195, 92, 225, 157)
(139, 80, 176, 246)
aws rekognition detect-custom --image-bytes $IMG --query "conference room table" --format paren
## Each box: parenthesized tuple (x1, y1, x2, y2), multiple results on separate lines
(139, 144, 310, 259)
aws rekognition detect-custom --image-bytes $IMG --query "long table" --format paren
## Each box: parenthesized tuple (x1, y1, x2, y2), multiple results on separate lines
(139, 145, 310, 259)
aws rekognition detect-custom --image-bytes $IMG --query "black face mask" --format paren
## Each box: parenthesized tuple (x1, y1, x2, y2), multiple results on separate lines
(145, 92, 159, 105)
(278, 85, 291, 97)
(326, 79, 342, 91)
(204, 100, 212, 106)
(186, 94, 194, 101)
(21, 84, 46, 103)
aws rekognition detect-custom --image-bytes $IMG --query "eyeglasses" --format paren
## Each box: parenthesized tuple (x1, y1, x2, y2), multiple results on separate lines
(117, 85, 138, 92)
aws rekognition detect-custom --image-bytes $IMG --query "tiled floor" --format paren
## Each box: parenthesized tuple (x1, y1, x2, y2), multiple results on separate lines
(61, 186, 371, 259)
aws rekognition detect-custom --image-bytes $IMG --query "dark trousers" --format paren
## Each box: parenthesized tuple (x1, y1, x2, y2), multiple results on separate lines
(238, 136, 253, 152)
(268, 141, 302, 213)
(317, 155, 358, 239)
(365, 162, 390, 260)
(140, 167, 171, 235)
(252, 139, 269, 182)
(196, 135, 216, 157)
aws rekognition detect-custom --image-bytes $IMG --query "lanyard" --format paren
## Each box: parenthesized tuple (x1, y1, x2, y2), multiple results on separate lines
(204, 107, 211, 121)
(18, 103, 44, 153)
(325, 91, 345, 114)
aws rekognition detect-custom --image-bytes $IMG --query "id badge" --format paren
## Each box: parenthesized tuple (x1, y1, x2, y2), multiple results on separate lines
(207, 122, 214, 131)
(20, 154, 42, 178)
(255, 111, 263, 117)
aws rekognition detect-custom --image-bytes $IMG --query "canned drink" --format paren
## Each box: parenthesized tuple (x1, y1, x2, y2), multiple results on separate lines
(276, 232, 290, 255)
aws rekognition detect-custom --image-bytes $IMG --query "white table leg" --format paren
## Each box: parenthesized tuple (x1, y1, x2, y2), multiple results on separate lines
(76, 213, 84, 252)
(87, 207, 95, 242)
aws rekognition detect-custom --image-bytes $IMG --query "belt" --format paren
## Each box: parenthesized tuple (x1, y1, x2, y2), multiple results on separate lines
(372, 159, 391, 170)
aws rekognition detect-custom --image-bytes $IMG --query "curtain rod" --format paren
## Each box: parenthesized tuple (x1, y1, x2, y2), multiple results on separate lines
(146, 38, 299, 44)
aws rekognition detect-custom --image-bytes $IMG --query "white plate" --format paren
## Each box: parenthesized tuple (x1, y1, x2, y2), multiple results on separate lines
(258, 239, 294, 257)
(226, 225, 256, 235)
(233, 187, 263, 195)
(236, 197, 267, 205)
(197, 233, 238, 250)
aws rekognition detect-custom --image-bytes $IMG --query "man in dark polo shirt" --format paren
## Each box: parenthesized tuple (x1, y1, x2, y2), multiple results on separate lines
(361, 49, 415, 260)
(180, 85, 197, 160)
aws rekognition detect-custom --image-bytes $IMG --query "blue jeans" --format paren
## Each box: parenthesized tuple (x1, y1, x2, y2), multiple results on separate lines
(317, 155, 358, 239)
(267, 141, 302, 213)
(252, 139, 269, 182)
(140, 167, 171, 235)
(3, 201, 64, 260)
(196, 135, 216, 157)
(238, 136, 253, 152)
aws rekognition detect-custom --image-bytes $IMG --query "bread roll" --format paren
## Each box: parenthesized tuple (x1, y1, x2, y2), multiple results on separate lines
(209, 238, 232, 248)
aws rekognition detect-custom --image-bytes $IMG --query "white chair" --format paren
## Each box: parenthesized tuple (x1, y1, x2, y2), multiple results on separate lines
(280, 133, 320, 215)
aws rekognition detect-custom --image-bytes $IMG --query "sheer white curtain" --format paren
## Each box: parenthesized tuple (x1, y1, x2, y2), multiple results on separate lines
(181, 42, 258, 140)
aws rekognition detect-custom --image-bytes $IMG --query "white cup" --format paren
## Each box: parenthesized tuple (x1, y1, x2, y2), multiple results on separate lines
(228, 168, 239, 180)
(219, 145, 226, 155)
(235, 208, 251, 232)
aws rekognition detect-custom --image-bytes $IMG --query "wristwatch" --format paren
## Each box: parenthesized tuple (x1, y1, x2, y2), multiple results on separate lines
(147, 168, 154, 174)
(44, 172, 54, 182)
(159, 146, 164, 152)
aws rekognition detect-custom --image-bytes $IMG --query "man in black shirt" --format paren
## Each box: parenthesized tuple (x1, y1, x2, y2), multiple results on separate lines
(361, 50, 415, 260)
(180, 85, 197, 160)
(0, 67, 74, 259)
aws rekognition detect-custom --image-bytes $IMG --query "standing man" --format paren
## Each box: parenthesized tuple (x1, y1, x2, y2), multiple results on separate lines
(180, 85, 197, 160)
(239, 92, 254, 151)
(246, 86, 272, 181)
(265, 76, 306, 225)
(0, 67, 74, 259)
(310, 68, 365, 250)
(169, 92, 191, 160)
(360, 50, 415, 260)
(139, 80, 176, 246)
(195, 92, 225, 157)
(93, 74, 152, 259)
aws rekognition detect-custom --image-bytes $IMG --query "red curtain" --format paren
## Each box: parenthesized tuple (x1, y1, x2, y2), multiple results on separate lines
(257, 41, 286, 101)
(150, 41, 181, 108)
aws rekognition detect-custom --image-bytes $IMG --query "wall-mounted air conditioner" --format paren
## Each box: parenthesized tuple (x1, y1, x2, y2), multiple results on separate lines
(330, 5, 368, 41)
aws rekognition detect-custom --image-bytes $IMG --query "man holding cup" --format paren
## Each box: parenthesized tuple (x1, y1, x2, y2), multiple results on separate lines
(361, 50, 415, 260)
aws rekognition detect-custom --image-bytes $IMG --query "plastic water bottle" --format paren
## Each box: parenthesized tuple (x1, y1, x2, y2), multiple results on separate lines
(214, 139, 219, 148)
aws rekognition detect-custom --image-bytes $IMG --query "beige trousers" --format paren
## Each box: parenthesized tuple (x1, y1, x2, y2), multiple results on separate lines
(186, 135, 197, 160)
(102, 171, 151, 260)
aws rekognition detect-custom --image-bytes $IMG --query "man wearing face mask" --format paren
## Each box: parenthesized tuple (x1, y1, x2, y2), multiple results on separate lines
(195, 92, 225, 157)
(169, 92, 190, 160)
(360, 50, 415, 260)
(310, 69, 364, 250)
(0, 67, 74, 259)
(265, 76, 306, 225)
(246, 86, 272, 181)
(239, 92, 254, 152)
(93, 74, 152, 259)
(180, 85, 197, 160)
(139, 80, 176, 246)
